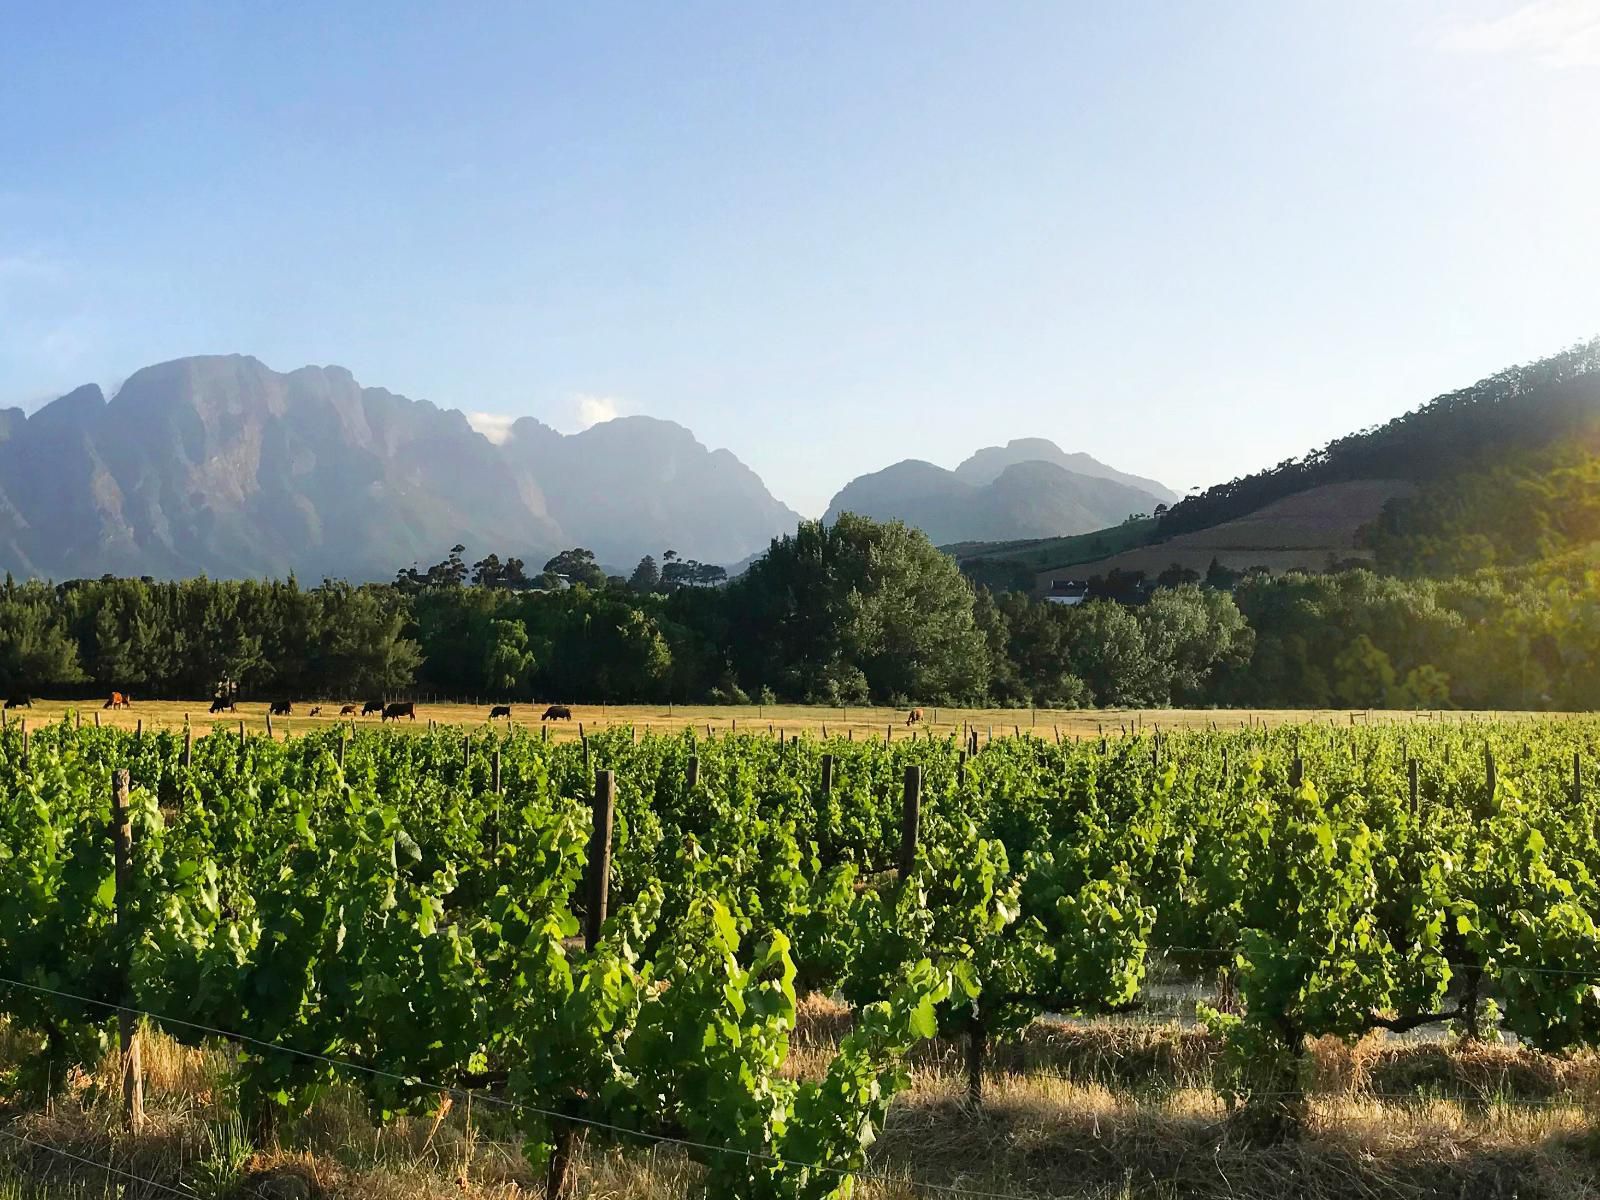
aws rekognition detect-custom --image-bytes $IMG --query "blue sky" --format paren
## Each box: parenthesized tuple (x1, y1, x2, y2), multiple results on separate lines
(3, 2, 1598, 516)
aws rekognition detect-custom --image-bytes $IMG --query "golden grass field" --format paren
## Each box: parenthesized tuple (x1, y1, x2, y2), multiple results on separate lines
(5, 1001, 1599, 1199)
(1, 696, 1547, 744)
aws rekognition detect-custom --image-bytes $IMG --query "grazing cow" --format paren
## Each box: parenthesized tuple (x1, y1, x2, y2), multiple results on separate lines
(906, 708, 924, 725)
(269, 700, 293, 716)
(4, 695, 31, 709)
(104, 692, 130, 709)
(362, 699, 385, 716)
(209, 696, 236, 713)
(339, 704, 358, 716)
(382, 701, 416, 722)
(541, 704, 573, 721)
(489, 704, 512, 720)
(307, 706, 322, 717)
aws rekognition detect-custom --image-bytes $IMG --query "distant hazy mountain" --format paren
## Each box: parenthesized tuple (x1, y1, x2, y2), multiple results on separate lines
(822, 440, 1172, 544)
(953, 438, 1179, 504)
(0, 355, 800, 581)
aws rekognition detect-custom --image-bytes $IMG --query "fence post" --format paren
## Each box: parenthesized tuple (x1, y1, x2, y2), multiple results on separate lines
(899, 765, 922, 880)
(1483, 744, 1497, 818)
(816, 753, 834, 861)
(111, 769, 144, 1132)
(94, 709, 101, 728)
(586, 770, 615, 948)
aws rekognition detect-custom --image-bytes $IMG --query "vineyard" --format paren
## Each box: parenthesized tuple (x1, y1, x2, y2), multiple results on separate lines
(4, 715, 1600, 1197)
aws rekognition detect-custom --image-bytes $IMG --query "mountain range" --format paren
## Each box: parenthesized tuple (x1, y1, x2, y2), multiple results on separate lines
(0, 355, 800, 581)
(0, 355, 1177, 582)
(820, 439, 1175, 546)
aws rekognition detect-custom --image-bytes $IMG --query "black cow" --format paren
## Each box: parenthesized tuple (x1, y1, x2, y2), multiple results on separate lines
(382, 701, 416, 722)
(489, 705, 512, 720)
(4, 695, 31, 709)
(209, 696, 237, 713)
(362, 699, 386, 716)
(541, 704, 573, 721)
(269, 700, 293, 716)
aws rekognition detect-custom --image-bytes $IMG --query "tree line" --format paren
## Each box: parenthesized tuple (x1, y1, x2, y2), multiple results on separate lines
(0, 511, 1595, 710)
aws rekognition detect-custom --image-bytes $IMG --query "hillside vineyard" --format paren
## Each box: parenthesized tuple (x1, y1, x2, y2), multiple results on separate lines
(5, 715, 1600, 1195)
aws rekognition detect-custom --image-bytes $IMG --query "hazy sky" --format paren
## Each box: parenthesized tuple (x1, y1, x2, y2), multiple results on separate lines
(3, 2, 1598, 516)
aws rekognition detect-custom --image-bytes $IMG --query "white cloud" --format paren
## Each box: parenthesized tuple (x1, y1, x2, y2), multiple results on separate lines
(466, 411, 517, 444)
(1440, 0, 1600, 67)
(573, 393, 625, 430)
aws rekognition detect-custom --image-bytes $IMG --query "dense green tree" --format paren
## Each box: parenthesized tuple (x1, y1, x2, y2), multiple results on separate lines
(728, 516, 989, 704)
(542, 548, 607, 590)
(0, 584, 82, 692)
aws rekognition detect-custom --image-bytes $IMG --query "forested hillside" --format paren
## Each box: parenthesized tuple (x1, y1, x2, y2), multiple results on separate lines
(1157, 339, 1600, 540)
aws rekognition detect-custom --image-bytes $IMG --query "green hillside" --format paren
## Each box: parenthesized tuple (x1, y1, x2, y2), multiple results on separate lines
(1157, 339, 1600, 542)
(943, 517, 1159, 591)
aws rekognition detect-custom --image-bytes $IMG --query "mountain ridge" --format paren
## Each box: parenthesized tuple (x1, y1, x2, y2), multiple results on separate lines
(0, 354, 801, 581)
(822, 439, 1172, 545)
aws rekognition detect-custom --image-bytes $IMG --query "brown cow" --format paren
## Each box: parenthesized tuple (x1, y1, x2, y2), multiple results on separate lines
(382, 701, 416, 721)
(104, 692, 131, 709)
(339, 704, 358, 716)
(906, 708, 924, 725)
(307, 706, 322, 717)
(541, 704, 573, 721)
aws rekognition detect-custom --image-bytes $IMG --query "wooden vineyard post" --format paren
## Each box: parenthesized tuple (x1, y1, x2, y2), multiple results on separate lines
(686, 754, 700, 790)
(111, 769, 144, 1132)
(551, 768, 616, 1200)
(238, 720, 245, 748)
(581, 727, 592, 795)
(885, 724, 892, 746)
(1289, 754, 1304, 790)
(265, 710, 273, 738)
(94, 709, 100, 728)
(184, 721, 193, 770)
(585, 771, 610, 890)
(957, 749, 967, 787)
(76, 709, 82, 731)
(463, 734, 471, 771)
(818, 753, 833, 860)
(337, 734, 346, 773)
(1575, 751, 1583, 810)
(1482, 744, 1498, 820)
(899, 765, 922, 881)
(19, 721, 26, 766)
(492, 747, 502, 795)
(1408, 757, 1419, 818)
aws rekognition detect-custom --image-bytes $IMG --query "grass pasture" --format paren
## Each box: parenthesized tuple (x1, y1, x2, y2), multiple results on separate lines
(0, 696, 1554, 745)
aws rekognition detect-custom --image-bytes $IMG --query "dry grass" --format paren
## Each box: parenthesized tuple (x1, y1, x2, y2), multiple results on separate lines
(8, 1003, 1600, 1198)
(6, 1021, 1600, 1197)
(4, 697, 1570, 747)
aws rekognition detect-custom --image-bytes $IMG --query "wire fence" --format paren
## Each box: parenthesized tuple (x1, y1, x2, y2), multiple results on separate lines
(4, 968, 1600, 1200)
